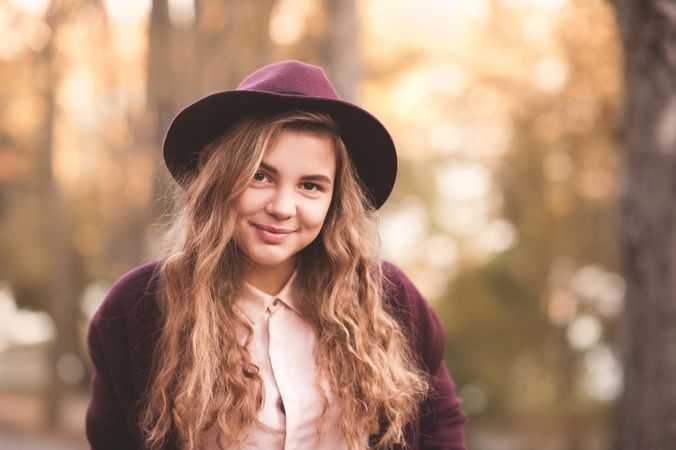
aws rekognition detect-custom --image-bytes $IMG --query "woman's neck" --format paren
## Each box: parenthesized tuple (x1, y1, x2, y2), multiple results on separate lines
(243, 259, 297, 296)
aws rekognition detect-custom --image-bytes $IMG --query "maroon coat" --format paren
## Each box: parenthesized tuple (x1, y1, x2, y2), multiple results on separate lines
(85, 260, 467, 449)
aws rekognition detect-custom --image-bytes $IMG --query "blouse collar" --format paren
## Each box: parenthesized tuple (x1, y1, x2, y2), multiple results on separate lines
(238, 271, 301, 324)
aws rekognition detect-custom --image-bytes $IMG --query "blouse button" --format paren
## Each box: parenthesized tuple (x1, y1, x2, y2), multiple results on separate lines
(272, 299, 279, 307)
(243, 364, 259, 378)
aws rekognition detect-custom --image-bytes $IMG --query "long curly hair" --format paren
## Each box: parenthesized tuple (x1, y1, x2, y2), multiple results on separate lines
(141, 111, 428, 450)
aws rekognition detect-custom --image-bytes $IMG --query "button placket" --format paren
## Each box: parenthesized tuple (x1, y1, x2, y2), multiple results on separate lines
(268, 309, 300, 449)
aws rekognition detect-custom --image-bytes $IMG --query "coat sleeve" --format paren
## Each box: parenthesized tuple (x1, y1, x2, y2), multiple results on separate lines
(84, 261, 161, 450)
(383, 261, 467, 450)
(416, 302, 467, 450)
(85, 319, 135, 450)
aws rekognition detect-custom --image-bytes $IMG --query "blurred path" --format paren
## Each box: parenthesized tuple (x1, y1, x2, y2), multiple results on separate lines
(0, 429, 87, 450)
(0, 389, 88, 450)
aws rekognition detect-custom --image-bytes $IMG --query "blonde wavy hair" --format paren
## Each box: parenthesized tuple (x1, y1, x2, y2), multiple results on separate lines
(141, 111, 428, 450)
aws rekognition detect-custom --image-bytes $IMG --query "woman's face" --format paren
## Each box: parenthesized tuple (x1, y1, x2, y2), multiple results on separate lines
(234, 129, 336, 273)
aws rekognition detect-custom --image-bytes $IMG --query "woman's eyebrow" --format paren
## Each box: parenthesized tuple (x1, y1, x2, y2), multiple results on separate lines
(259, 161, 333, 184)
(302, 174, 333, 184)
(258, 161, 279, 174)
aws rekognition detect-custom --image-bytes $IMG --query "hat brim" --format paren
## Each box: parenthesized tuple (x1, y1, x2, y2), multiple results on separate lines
(163, 90, 397, 209)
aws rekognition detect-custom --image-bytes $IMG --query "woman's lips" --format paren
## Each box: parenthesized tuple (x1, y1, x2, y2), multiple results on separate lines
(252, 224, 294, 244)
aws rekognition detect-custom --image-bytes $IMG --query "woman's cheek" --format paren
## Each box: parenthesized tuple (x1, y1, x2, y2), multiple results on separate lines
(309, 198, 333, 228)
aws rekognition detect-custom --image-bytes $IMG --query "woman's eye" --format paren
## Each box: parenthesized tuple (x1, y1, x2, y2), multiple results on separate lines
(253, 171, 267, 182)
(302, 182, 319, 191)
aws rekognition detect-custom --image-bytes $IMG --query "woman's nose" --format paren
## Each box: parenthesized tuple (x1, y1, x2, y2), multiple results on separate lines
(265, 187, 296, 219)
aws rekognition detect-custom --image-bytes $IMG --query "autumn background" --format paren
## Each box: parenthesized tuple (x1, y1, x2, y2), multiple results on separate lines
(0, 0, 643, 448)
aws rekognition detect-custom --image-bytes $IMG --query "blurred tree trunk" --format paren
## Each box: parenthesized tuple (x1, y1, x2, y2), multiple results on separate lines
(39, 0, 78, 427)
(149, 0, 175, 148)
(193, 0, 275, 93)
(611, 1, 676, 448)
(320, 0, 359, 101)
(141, 0, 175, 254)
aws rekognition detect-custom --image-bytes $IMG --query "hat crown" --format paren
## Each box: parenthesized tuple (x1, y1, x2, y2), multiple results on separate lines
(236, 60, 341, 100)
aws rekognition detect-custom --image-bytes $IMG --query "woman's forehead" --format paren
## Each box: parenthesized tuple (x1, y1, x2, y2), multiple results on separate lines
(263, 129, 336, 177)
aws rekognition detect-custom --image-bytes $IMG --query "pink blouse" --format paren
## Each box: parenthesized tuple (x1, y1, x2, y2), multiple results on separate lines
(202, 272, 363, 449)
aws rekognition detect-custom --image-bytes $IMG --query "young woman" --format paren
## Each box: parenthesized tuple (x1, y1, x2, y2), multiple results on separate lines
(85, 60, 466, 450)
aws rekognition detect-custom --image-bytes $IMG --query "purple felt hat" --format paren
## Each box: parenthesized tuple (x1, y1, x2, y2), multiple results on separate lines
(163, 60, 397, 209)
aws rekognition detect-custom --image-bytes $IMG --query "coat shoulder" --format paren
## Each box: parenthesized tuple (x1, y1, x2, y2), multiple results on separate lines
(381, 260, 427, 315)
(380, 260, 446, 372)
(91, 260, 163, 326)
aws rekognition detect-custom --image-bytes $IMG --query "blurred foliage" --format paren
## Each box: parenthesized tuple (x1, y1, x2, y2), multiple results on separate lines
(438, 1, 622, 442)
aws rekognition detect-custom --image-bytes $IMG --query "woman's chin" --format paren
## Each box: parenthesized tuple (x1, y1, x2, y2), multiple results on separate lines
(246, 252, 297, 271)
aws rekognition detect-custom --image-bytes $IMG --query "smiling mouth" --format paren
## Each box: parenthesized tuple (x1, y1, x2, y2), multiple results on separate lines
(253, 224, 295, 234)
(252, 224, 295, 244)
